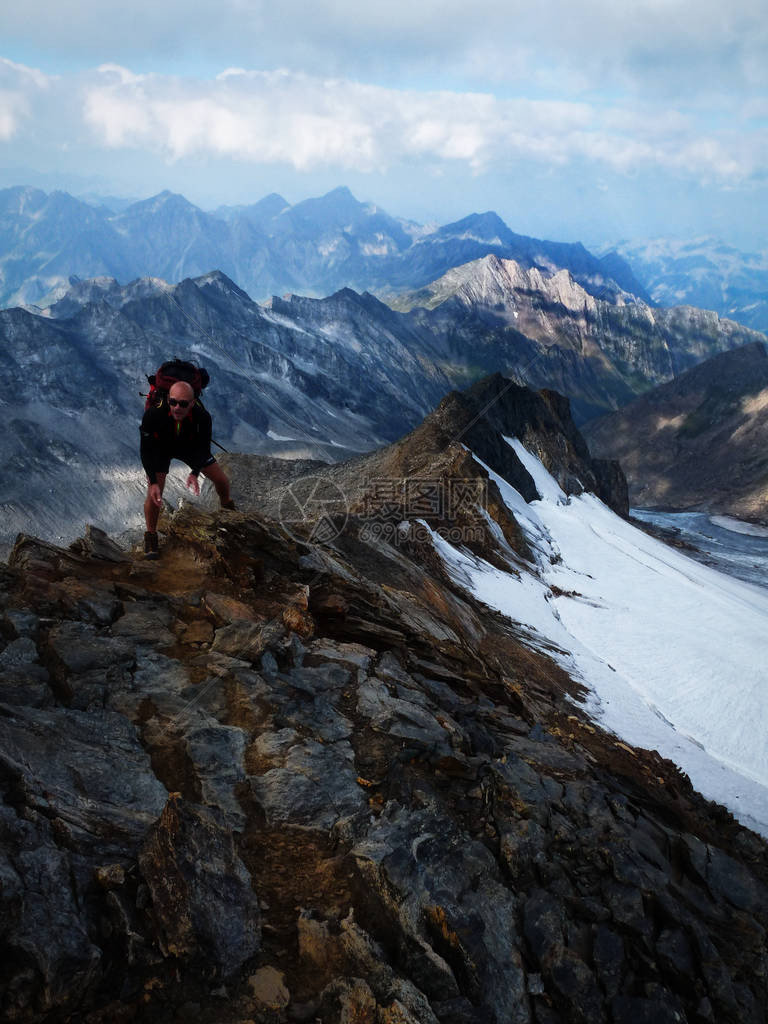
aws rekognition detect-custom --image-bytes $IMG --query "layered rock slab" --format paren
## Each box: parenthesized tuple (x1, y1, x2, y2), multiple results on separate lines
(0, 497, 766, 1023)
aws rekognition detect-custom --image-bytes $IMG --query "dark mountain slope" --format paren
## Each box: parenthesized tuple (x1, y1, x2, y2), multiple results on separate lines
(584, 341, 768, 519)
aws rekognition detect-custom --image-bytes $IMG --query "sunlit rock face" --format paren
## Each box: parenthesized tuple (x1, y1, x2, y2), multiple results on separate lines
(392, 254, 765, 420)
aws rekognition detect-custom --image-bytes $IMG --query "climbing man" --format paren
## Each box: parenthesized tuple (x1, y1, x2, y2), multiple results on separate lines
(140, 380, 234, 558)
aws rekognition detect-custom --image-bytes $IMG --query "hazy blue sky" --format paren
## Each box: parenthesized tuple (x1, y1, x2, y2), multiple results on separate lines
(1, 0, 766, 247)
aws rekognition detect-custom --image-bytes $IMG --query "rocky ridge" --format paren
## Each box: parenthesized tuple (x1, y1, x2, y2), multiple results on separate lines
(228, 374, 629, 538)
(392, 256, 765, 420)
(1, 384, 767, 1023)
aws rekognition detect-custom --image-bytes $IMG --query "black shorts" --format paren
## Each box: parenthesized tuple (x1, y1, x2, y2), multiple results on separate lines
(153, 450, 216, 476)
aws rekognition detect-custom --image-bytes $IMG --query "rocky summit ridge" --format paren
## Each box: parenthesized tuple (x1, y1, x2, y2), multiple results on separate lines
(1, 379, 767, 1024)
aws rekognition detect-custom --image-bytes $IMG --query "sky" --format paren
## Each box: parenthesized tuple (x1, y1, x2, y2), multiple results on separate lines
(1, 0, 767, 247)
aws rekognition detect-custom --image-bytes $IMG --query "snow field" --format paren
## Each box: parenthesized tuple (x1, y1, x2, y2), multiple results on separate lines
(433, 438, 768, 836)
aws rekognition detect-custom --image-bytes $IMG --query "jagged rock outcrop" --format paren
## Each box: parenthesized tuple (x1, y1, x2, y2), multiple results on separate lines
(1, 402, 766, 1021)
(428, 374, 629, 516)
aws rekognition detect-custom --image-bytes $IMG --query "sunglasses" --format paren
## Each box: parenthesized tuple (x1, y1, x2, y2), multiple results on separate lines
(169, 398, 191, 408)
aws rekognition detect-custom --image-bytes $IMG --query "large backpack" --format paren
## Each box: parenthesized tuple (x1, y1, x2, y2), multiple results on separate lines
(144, 359, 210, 410)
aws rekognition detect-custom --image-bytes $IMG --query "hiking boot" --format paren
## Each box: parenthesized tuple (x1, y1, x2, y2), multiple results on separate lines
(143, 531, 160, 560)
(221, 499, 236, 510)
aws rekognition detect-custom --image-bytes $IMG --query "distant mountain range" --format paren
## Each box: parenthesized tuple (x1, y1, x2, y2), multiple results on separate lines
(0, 184, 645, 311)
(606, 237, 768, 334)
(3, 181, 767, 546)
(1, 255, 763, 550)
(584, 341, 768, 519)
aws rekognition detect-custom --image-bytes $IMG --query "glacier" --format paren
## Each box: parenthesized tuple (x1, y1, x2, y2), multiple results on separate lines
(434, 438, 768, 837)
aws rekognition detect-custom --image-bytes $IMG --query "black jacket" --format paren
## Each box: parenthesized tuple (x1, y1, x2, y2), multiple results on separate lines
(140, 403, 213, 484)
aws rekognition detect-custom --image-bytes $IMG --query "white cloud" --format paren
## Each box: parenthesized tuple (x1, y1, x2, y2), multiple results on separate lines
(72, 66, 768, 186)
(84, 70, 378, 169)
(0, 92, 22, 140)
(0, 57, 50, 90)
(0, 6, 766, 249)
(96, 63, 144, 85)
(0, 58, 50, 139)
(1, 52, 765, 188)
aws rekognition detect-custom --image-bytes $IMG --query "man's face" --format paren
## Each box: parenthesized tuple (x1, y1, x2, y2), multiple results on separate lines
(168, 382, 195, 421)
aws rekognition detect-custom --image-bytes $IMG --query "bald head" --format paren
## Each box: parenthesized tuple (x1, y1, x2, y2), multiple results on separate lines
(169, 381, 194, 402)
(168, 380, 195, 420)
